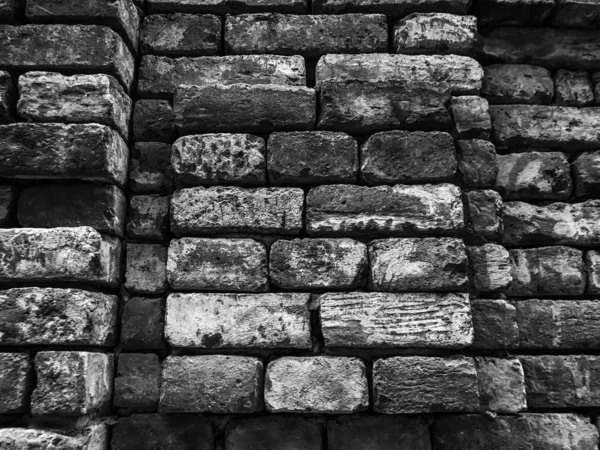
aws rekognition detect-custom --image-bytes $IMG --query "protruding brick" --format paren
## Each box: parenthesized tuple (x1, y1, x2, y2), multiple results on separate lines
(114, 354, 161, 409)
(0, 353, 29, 414)
(0, 185, 16, 227)
(373, 356, 479, 413)
(458, 140, 498, 188)
(314, 0, 470, 16)
(226, 417, 322, 450)
(0, 425, 108, 450)
(360, 131, 457, 185)
(573, 151, 600, 198)
(468, 244, 512, 292)
(130, 142, 174, 194)
(474, 0, 554, 26)
(268, 132, 358, 186)
(126, 195, 170, 241)
(133, 99, 175, 142)
(475, 357, 527, 414)
(482, 64, 553, 104)
(307, 184, 463, 236)
(554, 69, 595, 106)
(18, 185, 126, 237)
(165, 292, 311, 348)
(121, 297, 165, 350)
(172, 134, 266, 187)
(549, 0, 600, 29)
(32, 351, 112, 416)
(270, 239, 368, 289)
(471, 299, 519, 349)
(465, 190, 503, 239)
(160, 355, 263, 413)
(452, 96, 491, 139)
(0, 70, 16, 123)
(171, 187, 303, 235)
(265, 357, 368, 414)
(125, 244, 168, 295)
(319, 292, 473, 348)
(148, 0, 304, 13)
(167, 238, 268, 291)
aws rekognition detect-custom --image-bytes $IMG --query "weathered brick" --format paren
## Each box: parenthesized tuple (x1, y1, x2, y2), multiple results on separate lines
(361, 131, 457, 185)
(369, 238, 468, 291)
(125, 244, 168, 294)
(373, 356, 479, 413)
(160, 355, 263, 413)
(452, 96, 491, 139)
(554, 69, 595, 106)
(482, 64, 553, 104)
(167, 238, 268, 291)
(0, 185, 15, 227)
(0, 123, 128, 187)
(171, 187, 303, 235)
(114, 353, 161, 409)
(474, 0, 554, 25)
(141, 14, 221, 56)
(121, 297, 165, 350)
(148, 0, 304, 13)
(465, 190, 503, 239)
(0, 70, 15, 123)
(18, 185, 126, 237)
(508, 246, 586, 296)
(394, 13, 479, 56)
(133, 99, 175, 142)
(495, 152, 572, 200)
(475, 357, 527, 414)
(0, 288, 117, 346)
(265, 357, 368, 413)
(457, 139, 498, 188)
(0, 227, 120, 287)
(0, 425, 108, 450)
(32, 351, 112, 416)
(586, 251, 600, 294)
(593, 72, 600, 103)
(307, 184, 463, 236)
(130, 142, 174, 194)
(468, 244, 512, 292)
(0, 25, 134, 91)
(173, 134, 266, 187)
(165, 292, 311, 348)
(270, 239, 368, 289)
(0, 0, 17, 22)
(126, 195, 170, 240)
(0, 353, 29, 414)
(138, 54, 306, 98)
(319, 292, 473, 348)
(549, 0, 600, 29)
(573, 151, 600, 198)
(502, 200, 600, 246)
(471, 299, 519, 349)
(226, 417, 322, 450)
(314, 0, 470, 15)
(268, 132, 357, 186)
(17, 72, 131, 141)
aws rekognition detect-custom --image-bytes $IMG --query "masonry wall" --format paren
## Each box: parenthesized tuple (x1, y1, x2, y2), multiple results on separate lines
(1, 0, 600, 448)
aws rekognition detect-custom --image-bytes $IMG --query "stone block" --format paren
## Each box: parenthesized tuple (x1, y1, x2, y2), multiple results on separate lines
(482, 64, 553, 104)
(130, 142, 173, 194)
(554, 69, 595, 106)
(126, 195, 170, 241)
(474, 0, 554, 25)
(587, 251, 600, 294)
(148, 0, 304, 13)
(225, 417, 322, 450)
(0, 353, 29, 414)
(468, 244, 512, 292)
(465, 190, 503, 239)
(0, 185, 16, 227)
(549, 0, 600, 29)
(314, 0, 470, 16)
(457, 139, 498, 188)
(114, 353, 161, 409)
(133, 99, 175, 142)
(573, 151, 600, 198)
(125, 244, 168, 295)
(0, 425, 108, 450)
(0, 0, 17, 23)
(121, 297, 165, 350)
(0, 70, 16, 123)
(475, 357, 527, 413)
(471, 299, 519, 349)
(451, 96, 491, 139)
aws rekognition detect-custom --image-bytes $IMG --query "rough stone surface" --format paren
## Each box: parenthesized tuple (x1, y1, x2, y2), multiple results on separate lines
(482, 64, 553, 104)
(167, 238, 268, 291)
(171, 187, 303, 235)
(475, 357, 527, 413)
(458, 139, 498, 188)
(17, 72, 131, 140)
(125, 244, 168, 294)
(573, 151, 600, 198)
(268, 132, 358, 186)
(133, 99, 175, 142)
(270, 239, 368, 289)
(114, 353, 161, 409)
(465, 189, 503, 239)
(172, 134, 266, 187)
(471, 299, 519, 349)
(373, 356, 479, 413)
(165, 292, 311, 348)
(587, 251, 600, 294)
(360, 131, 457, 185)
(126, 195, 170, 241)
(468, 244, 512, 292)
(226, 416, 322, 450)
(0, 186, 15, 227)
(130, 142, 174, 194)
(508, 246, 586, 296)
(314, 0, 470, 15)
(474, 0, 554, 25)
(0, 353, 29, 414)
(0, 123, 128, 187)
(0, 71, 15, 123)
(160, 355, 263, 413)
(452, 96, 491, 139)
(265, 357, 368, 413)
(306, 184, 463, 236)
(148, 0, 304, 13)
(549, 0, 600, 29)
(369, 238, 468, 291)
(554, 69, 595, 106)
(0, 425, 108, 450)
(0, 287, 117, 346)
(18, 185, 126, 237)
(32, 351, 112, 416)
(319, 292, 473, 348)
(121, 297, 165, 350)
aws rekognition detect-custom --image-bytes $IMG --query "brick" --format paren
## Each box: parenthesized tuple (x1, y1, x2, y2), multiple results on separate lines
(148, 0, 304, 13)
(130, 142, 173, 194)
(328, 416, 431, 450)
(0, 353, 29, 414)
(0, 425, 108, 450)
(319, 292, 473, 348)
(314, 0, 470, 15)
(369, 238, 468, 291)
(471, 299, 519, 349)
(0, 70, 15, 123)
(138, 54, 306, 98)
(18, 184, 126, 237)
(465, 190, 503, 239)
(394, 13, 479, 56)
(0, 24, 134, 91)
(508, 246, 586, 296)
(0, 123, 128, 187)
(373, 356, 479, 413)
(165, 292, 311, 348)
(495, 152, 572, 200)
(458, 139, 498, 188)
(171, 187, 303, 235)
(0, 288, 117, 346)
(32, 351, 112, 416)
(141, 14, 221, 56)
(474, 0, 554, 25)
(160, 355, 263, 413)
(133, 99, 175, 142)
(270, 239, 368, 289)
(121, 297, 165, 350)
(502, 200, 600, 246)
(593, 72, 600, 103)
(0, 0, 17, 22)
(549, 0, 600, 29)
(0, 185, 16, 227)
(17, 72, 131, 141)
(360, 131, 457, 185)
(172, 134, 266, 187)
(587, 251, 600, 294)
(0, 227, 120, 287)
(167, 238, 268, 291)
(433, 414, 599, 449)
(482, 64, 553, 104)
(225, 417, 322, 450)
(267, 132, 358, 186)
(112, 414, 213, 450)
(451, 96, 491, 139)
(475, 357, 526, 414)
(554, 69, 595, 106)
(125, 244, 168, 294)
(265, 356, 368, 413)
(468, 244, 512, 292)
(174, 84, 315, 134)
(573, 151, 600, 198)
(114, 354, 161, 409)
(318, 80, 452, 133)
(126, 195, 170, 240)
